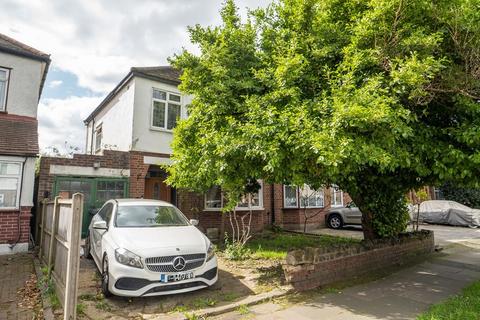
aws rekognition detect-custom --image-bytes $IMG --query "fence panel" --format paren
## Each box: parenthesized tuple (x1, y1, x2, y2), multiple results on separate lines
(38, 193, 84, 320)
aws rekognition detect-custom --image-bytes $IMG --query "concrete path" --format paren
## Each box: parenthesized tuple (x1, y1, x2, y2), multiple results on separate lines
(213, 243, 480, 320)
(0, 253, 36, 320)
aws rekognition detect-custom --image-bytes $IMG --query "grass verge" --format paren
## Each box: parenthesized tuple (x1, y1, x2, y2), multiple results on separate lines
(417, 280, 480, 320)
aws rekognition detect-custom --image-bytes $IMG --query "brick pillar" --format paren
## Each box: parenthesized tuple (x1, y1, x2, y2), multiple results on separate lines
(128, 152, 150, 198)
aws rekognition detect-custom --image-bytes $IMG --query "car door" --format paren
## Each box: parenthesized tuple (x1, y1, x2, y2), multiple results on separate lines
(91, 202, 113, 261)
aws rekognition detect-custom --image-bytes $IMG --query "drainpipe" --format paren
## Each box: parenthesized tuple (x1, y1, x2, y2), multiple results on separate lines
(271, 183, 275, 225)
(9, 157, 27, 249)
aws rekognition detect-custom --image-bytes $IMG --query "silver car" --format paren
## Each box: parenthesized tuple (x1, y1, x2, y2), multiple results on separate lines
(326, 202, 362, 229)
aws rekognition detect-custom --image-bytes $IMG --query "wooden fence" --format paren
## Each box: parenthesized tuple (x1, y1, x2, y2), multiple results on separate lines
(38, 193, 84, 320)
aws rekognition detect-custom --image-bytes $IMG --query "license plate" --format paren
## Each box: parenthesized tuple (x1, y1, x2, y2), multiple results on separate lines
(160, 272, 194, 283)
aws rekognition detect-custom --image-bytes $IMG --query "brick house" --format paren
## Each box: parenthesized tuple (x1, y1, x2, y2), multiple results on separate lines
(0, 33, 50, 254)
(37, 66, 353, 239)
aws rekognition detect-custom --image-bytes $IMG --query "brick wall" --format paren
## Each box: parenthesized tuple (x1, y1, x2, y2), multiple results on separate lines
(0, 207, 31, 244)
(37, 150, 130, 203)
(283, 230, 434, 291)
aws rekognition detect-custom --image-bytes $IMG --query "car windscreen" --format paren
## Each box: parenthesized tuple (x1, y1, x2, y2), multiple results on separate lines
(115, 205, 189, 227)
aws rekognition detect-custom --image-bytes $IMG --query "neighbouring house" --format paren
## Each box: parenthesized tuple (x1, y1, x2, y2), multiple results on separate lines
(36, 66, 436, 240)
(0, 33, 50, 254)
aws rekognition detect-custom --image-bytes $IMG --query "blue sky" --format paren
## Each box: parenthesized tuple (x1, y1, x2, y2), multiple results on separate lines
(0, 0, 270, 153)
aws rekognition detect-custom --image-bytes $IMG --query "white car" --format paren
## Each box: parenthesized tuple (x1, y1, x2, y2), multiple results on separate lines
(85, 199, 218, 297)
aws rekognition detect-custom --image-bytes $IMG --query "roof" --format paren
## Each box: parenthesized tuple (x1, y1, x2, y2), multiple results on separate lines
(0, 114, 39, 156)
(0, 33, 51, 99)
(84, 66, 181, 123)
(0, 33, 50, 63)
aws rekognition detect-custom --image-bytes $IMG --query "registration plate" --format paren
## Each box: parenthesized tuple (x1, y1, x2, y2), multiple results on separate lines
(160, 272, 194, 283)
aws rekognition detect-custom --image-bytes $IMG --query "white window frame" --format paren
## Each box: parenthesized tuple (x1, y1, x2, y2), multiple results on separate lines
(150, 88, 182, 132)
(95, 124, 102, 152)
(331, 185, 344, 207)
(204, 181, 264, 211)
(0, 67, 10, 112)
(284, 184, 325, 209)
(0, 160, 23, 210)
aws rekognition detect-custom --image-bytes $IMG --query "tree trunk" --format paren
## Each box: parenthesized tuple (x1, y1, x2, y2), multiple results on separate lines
(360, 209, 376, 240)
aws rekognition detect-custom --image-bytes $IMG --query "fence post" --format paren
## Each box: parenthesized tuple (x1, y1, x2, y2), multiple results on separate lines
(48, 196, 61, 276)
(63, 193, 84, 320)
(38, 199, 47, 261)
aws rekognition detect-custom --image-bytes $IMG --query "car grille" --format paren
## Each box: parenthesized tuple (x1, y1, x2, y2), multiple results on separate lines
(145, 253, 206, 273)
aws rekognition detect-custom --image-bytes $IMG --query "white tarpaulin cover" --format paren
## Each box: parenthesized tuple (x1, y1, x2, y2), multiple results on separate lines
(417, 200, 480, 227)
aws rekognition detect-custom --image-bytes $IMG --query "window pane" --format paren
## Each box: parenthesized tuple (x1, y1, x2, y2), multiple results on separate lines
(153, 89, 167, 100)
(167, 103, 181, 130)
(0, 162, 20, 175)
(284, 185, 297, 207)
(250, 191, 261, 207)
(0, 70, 6, 80)
(205, 186, 222, 208)
(0, 177, 18, 207)
(169, 94, 181, 102)
(152, 101, 166, 128)
(0, 80, 5, 109)
(237, 194, 249, 208)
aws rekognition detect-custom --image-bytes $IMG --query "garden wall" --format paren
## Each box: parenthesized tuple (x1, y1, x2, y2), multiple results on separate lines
(283, 230, 434, 291)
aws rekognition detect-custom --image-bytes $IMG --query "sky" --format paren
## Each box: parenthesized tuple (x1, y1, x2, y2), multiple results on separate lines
(0, 0, 270, 154)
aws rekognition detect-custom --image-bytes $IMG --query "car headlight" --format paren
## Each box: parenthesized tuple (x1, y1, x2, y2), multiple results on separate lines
(115, 248, 143, 269)
(206, 243, 215, 262)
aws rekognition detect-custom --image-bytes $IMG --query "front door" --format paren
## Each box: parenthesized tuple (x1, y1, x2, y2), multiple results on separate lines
(144, 178, 171, 202)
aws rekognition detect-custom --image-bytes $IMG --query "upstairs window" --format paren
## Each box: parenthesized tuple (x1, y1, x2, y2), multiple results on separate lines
(95, 124, 102, 152)
(151, 89, 182, 130)
(205, 183, 264, 210)
(0, 68, 9, 111)
(0, 161, 22, 209)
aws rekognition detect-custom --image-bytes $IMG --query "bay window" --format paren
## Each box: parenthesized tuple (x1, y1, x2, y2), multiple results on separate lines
(151, 88, 182, 130)
(0, 161, 22, 209)
(205, 183, 263, 210)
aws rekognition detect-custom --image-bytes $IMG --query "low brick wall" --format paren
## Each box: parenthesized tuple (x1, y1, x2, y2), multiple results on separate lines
(283, 230, 434, 291)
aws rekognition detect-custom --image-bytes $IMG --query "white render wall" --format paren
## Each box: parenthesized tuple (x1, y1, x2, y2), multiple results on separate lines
(85, 80, 135, 154)
(131, 77, 192, 154)
(0, 51, 45, 118)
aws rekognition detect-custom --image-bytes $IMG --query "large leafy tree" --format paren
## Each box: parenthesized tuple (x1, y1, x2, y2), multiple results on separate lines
(167, 0, 480, 240)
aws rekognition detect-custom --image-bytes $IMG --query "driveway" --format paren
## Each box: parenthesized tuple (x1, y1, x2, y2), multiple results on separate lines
(312, 223, 480, 247)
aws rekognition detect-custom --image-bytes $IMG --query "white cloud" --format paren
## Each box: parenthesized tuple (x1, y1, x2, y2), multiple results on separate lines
(48, 80, 63, 88)
(38, 96, 103, 153)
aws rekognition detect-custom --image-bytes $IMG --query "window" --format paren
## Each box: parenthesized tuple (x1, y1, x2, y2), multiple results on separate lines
(284, 184, 324, 208)
(284, 185, 298, 208)
(205, 183, 263, 210)
(98, 203, 114, 223)
(434, 187, 444, 200)
(0, 68, 9, 111)
(0, 161, 22, 209)
(95, 125, 102, 152)
(151, 89, 182, 130)
(331, 185, 344, 207)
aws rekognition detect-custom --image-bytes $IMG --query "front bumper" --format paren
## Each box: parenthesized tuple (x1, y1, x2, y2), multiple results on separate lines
(108, 256, 218, 297)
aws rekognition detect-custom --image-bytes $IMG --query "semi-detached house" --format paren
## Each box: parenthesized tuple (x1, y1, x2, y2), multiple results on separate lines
(0, 33, 50, 254)
(37, 66, 353, 240)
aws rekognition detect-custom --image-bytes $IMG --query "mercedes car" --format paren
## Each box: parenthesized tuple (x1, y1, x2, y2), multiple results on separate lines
(85, 199, 217, 297)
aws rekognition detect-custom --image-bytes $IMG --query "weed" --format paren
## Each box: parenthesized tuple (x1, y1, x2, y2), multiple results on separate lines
(236, 304, 250, 315)
(76, 303, 86, 315)
(193, 297, 217, 309)
(222, 292, 241, 302)
(95, 300, 112, 312)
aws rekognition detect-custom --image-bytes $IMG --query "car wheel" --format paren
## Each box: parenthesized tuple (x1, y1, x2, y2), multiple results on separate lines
(101, 256, 113, 297)
(84, 234, 92, 259)
(328, 214, 343, 229)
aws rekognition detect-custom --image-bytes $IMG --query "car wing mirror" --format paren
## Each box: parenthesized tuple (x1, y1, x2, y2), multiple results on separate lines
(190, 219, 199, 226)
(93, 220, 108, 230)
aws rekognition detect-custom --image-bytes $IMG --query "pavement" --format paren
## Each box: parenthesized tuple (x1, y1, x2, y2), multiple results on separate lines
(0, 253, 36, 320)
(213, 226, 480, 320)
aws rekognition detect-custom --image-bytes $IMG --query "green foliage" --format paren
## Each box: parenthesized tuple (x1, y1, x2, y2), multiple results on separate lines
(440, 182, 480, 208)
(417, 281, 480, 320)
(224, 235, 251, 260)
(38, 266, 60, 310)
(168, 0, 480, 238)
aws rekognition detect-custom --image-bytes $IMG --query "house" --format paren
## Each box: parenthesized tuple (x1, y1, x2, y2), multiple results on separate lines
(0, 33, 50, 254)
(37, 66, 354, 239)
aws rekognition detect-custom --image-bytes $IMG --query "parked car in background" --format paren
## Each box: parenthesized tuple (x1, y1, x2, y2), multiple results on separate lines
(326, 202, 362, 229)
(85, 199, 217, 297)
(412, 200, 480, 228)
